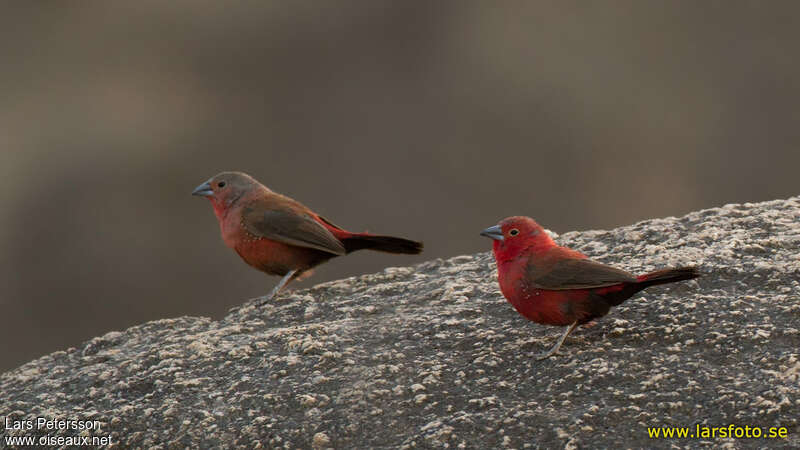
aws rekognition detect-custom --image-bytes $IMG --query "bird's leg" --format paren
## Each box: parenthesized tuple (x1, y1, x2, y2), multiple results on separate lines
(256, 269, 299, 306)
(536, 321, 578, 360)
(269, 269, 300, 299)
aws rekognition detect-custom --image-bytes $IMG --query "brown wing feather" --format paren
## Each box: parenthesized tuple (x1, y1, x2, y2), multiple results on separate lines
(528, 250, 636, 290)
(241, 203, 346, 256)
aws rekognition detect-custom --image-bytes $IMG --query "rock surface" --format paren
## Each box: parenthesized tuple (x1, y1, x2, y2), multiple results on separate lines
(2, 197, 799, 448)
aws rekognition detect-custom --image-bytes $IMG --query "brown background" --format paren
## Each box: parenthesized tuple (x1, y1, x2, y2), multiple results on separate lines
(2, 1, 799, 372)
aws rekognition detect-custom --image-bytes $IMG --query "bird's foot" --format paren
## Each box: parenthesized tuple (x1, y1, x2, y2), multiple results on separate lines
(254, 270, 299, 307)
(534, 321, 579, 361)
(254, 288, 282, 307)
(253, 295, 273, 307)
(534, 349, 558, 360)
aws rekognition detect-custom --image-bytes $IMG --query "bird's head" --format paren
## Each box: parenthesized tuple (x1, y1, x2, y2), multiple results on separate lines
(480, 216, 555, 261)
(192, 171, 268, 218)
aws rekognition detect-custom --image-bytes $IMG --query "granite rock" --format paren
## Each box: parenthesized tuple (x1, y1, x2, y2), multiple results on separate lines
(2, 197, 799, 448)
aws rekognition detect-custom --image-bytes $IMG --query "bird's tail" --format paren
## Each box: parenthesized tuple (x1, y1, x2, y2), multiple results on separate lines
(636, 266, 700, 288)
(342, 234, 423, 255)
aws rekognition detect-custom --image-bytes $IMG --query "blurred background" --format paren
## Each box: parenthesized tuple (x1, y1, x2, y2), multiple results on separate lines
(2, 1, 799, 372)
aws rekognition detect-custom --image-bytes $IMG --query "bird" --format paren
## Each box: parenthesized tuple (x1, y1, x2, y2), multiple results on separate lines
(481, 216, 699, 359)
(193, 171, 423, 302)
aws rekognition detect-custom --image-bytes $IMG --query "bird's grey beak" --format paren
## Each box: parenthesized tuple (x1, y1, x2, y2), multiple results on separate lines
(192, 180, 214, 197)
(480, 225, 504, 241)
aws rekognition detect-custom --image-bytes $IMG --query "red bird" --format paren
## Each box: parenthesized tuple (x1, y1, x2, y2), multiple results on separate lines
(481, 216, 699, 359)
(193, 172, 423, 302)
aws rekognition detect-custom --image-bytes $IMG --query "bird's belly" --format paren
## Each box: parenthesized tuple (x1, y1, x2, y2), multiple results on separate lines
(506, 289, 580, 326)
(235, 238, 332, 276)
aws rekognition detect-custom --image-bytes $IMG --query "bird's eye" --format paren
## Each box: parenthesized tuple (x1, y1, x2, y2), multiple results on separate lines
(217, 181, 226, 188)
(509, 229, 519, 236)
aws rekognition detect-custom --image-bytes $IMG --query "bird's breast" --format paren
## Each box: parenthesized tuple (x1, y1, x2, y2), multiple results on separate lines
(218, 213, 249, 249)
(496, 260, 580, 326)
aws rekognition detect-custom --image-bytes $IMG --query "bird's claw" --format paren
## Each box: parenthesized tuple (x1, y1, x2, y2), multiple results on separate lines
(254, 292, 278, 307)
(535, 350, 558, 360)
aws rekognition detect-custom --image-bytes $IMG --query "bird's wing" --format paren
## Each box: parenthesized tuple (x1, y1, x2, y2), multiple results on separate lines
(528, 256, 637, 290)
(242, 206, 346, 255)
